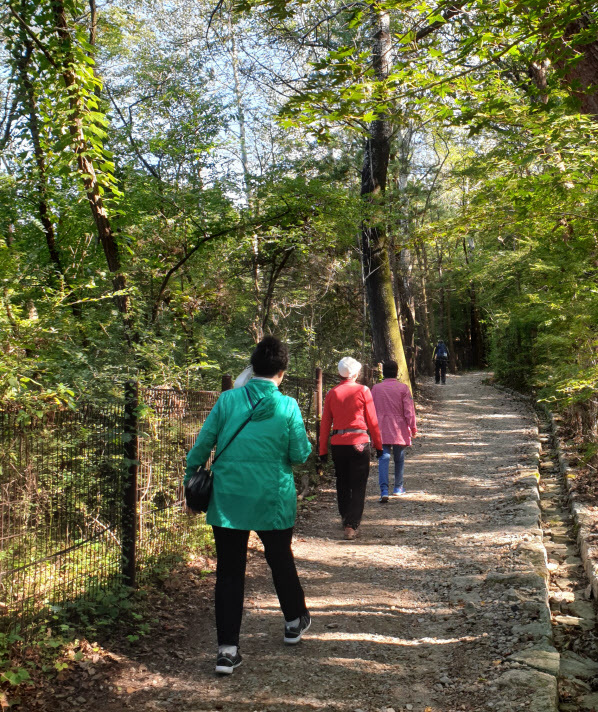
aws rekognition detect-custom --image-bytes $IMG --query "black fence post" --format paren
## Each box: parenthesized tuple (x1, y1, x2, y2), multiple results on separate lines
(221, 374, 233, 392)
(122, 380, 139, 588)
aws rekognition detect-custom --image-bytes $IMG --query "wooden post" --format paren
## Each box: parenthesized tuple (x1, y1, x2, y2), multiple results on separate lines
(221, 373, 233, 391)
(122, 380, 138, 588)
(315, 367, 323, 458)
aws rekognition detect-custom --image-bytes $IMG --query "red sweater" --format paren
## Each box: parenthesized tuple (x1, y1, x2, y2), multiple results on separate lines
(319, 380, 382, 455)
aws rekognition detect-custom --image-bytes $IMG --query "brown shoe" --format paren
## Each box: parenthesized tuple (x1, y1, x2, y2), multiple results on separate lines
(344, 526, 357, 540)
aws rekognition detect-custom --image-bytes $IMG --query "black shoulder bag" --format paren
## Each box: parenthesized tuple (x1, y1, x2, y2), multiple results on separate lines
(185, 388, 263, 513)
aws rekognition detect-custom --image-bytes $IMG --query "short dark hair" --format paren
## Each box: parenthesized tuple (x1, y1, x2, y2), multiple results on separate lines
(250, 336, 289, 377)
(382, 360, 398, 378)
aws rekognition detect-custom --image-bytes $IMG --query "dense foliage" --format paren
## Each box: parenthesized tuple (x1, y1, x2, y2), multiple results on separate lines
(0, 0, 368, 404)
(1, 0, 598, 438)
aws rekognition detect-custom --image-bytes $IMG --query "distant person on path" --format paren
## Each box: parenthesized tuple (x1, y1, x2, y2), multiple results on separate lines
(185, 336, 312, 675)
(433, 339, 449, 384)
(319, 357, 383, 540)
(371, 360, 417, 502)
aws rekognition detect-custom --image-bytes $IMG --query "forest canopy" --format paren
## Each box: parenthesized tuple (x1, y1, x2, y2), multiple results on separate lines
(1, 0, 598, 438)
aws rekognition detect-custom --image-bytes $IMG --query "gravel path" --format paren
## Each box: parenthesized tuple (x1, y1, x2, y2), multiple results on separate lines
(43, 372, 548, 712)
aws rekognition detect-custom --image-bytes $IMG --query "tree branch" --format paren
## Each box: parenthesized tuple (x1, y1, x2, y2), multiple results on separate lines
(414, 2, 467, 42)
(7, 4, 57, 68)
(89, 0, 97, 47)
(106, 87, 161, 180)
(260, 246, 295, 331)
(0, 92, 18, 151)
(150, 209, 294, 323)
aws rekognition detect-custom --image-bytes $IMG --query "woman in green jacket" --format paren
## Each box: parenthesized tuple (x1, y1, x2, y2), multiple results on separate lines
(185, 336, 312, 675)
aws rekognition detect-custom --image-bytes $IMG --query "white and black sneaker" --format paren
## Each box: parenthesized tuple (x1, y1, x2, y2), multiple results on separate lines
(284, 612, 311, 645)
(215, 650, 243, 675)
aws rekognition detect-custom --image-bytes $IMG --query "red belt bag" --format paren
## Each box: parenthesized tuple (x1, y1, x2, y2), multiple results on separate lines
(331, 428, 368, 435)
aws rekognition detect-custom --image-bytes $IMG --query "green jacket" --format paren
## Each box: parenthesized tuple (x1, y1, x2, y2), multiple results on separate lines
(185, 379, 312, 531)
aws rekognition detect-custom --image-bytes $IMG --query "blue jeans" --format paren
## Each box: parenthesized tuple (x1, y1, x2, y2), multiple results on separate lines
(378, 444, 406, 495)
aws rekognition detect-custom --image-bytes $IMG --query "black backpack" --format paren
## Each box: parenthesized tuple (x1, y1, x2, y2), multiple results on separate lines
(436, 344, 448, 359)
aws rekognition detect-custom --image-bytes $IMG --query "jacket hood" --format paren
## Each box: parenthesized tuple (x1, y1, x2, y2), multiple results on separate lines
(245, 380, 280, 421)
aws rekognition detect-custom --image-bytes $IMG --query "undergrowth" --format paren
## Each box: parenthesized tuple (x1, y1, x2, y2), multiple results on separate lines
(0, 584, 155, 706)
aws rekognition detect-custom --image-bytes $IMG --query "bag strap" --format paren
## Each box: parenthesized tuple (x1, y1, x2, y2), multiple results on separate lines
(210, 386, 265, 466)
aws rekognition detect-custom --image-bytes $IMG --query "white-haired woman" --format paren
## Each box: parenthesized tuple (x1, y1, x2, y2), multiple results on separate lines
(319, 357, 382, 540)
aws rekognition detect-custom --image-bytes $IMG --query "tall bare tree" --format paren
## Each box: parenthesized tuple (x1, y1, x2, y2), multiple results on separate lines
(360, 7, 410, 386)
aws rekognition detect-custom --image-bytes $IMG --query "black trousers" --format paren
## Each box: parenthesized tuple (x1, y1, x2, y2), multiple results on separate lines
(331, 444, 370, 529)
(435, 359, 447, 384)
(212, 525, 307, 647)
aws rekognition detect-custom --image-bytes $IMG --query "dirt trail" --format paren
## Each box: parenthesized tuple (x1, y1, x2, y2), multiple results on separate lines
(46, 372, 544, 712)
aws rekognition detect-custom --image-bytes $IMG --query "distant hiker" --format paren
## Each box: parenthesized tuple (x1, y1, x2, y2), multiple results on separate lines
(185, 336, 312, 676)
(319, 357, 383, 540)
(433, 339, 449, 385)
(371, 360, 417, 502)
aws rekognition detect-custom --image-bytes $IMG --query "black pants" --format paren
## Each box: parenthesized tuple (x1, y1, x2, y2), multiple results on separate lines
(331, 444, 370, 529)
(212, 525, 307, 646)
(435, 359, 447, 384)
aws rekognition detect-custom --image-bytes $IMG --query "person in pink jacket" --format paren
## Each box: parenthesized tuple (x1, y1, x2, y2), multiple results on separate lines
(371, 360, 417, 502)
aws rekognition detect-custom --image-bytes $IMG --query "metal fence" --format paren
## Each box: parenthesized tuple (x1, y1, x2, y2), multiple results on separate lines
(135, 387, 217, 581)
(0, 404, 126, 633)
(0, 388, 215, 636)
(280, 374, 320, 436)
(0, 366, 374, 636)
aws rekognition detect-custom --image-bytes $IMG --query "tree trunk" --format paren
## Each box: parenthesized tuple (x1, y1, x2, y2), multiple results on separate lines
(554, 15, 598, 119)
(436, 245, 446, 339)
(436, 244, 456, 371)
(89, 0, 98, 48)
(445, 285, 457, 373)
(228, 19, 262, 341)
(469, 283, 485, 367)
(360, 7, 410, 387)
(15, 31, 83, 319)
(414, 239, 434, 375)
(230, 18, 252, 208)
(15, 41, 62, 275)
(394, 248, 416, 386)
(391, 128, 416, 386)
(461, 236, 485, 368)
(52, 0, 129, 319)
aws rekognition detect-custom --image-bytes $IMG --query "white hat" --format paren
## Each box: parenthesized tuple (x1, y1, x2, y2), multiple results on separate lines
(338, 356, 361, 379)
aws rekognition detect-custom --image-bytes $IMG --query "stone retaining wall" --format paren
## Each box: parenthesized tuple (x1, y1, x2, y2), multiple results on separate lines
(489, 382, 559, 711)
